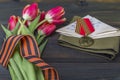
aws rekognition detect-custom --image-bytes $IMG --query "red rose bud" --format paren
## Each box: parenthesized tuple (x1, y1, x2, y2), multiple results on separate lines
(8, 15, 18, 31)
(76, 18, 95, 36)
(38, 23, 56, 36)
(22, 3, 39, 20)
(45, 6, 66, 24)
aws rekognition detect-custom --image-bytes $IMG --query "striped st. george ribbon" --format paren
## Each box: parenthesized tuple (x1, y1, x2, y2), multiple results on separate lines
(0, 35, 59, 80)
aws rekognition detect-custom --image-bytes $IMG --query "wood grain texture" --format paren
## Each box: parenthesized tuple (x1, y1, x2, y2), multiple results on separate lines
(0, 1, 120, 80)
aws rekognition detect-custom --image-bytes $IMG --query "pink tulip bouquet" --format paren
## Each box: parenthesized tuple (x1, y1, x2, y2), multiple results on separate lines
(0, 3, 66, 80)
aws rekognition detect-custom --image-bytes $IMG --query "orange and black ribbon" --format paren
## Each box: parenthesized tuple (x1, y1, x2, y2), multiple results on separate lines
(0, 35, 59, 80)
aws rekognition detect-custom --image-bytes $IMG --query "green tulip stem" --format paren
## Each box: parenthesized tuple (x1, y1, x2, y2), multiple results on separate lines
(37, 34, 46, 45)
(17, 19, 26, 35)
(36, 31, 42, 40)
(14, 51, 28, 80)
(36, 19, 47, 28)
(9, 58, 24, 80)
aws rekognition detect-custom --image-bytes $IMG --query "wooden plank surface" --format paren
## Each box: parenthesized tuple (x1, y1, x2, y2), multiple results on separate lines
(0, 1, 120, 80)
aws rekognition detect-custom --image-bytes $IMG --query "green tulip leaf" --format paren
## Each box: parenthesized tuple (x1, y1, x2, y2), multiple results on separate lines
(37, 35, 46, 45)
(8, 64, 18, 80)
(22, 58, 37, 80)
(9, 58, 24, 80)
(21, 25, 34, 37)
(1, 24, 12, 38)
(12, 22, 20, 35)
(39, 39, 48, 54)
(36, 31, 42, 40)
(34, 66, 44, 80)
(29, 15, 40, 33)
(12, 47, 45, 80)
(12, 50, 28, 80)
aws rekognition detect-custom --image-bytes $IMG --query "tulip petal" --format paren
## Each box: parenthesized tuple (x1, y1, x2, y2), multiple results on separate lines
(47, 6, 64, 18)
(53, 11, 65, 20)
(39, 11, 46, 21)
(51, 18, 66, 24)
(8, 15, 18, 31)
(45, 6, 65, 24)
(22, 3, 39, 20)
(22, 4, 30, 15)
(37, 23, 56, 36)
(42, 24, 56, 36)
(37, 22, 47, 30)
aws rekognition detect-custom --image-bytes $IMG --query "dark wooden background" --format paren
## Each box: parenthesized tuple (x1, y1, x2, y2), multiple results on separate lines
(1, 0, 120, 80)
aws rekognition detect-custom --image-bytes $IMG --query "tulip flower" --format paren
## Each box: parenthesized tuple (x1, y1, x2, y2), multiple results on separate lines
(22, 3, 39, 20)
(37, 23, 56, 36)
(45, 6, 66, 24)
(8, 15, 18, 31)
(36, 6, 66, 29)
(39, 11, 46, 22)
